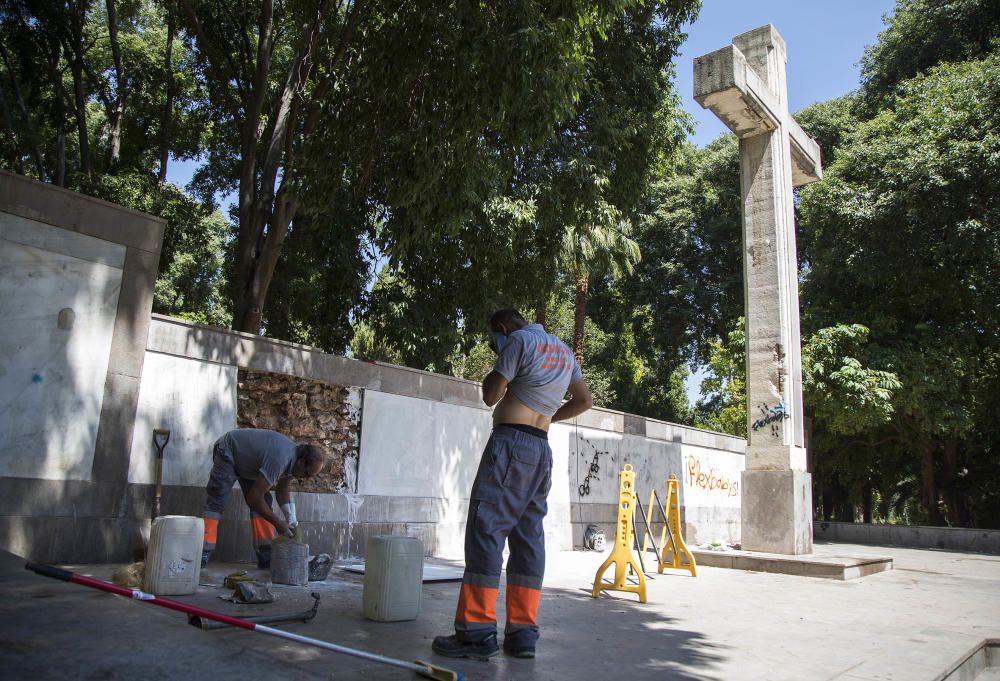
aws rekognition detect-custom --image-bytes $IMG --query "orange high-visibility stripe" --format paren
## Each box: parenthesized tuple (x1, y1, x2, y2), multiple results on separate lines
(505, 584, 541, 625)
(250, 516, 275, 541)
(203, 517, 219, 544)
(456, 583, 499, 624)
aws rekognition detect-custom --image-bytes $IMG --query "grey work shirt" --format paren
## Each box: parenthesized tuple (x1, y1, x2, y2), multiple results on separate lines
(493, 324, 582, 416)
(217, 429, 297, 486)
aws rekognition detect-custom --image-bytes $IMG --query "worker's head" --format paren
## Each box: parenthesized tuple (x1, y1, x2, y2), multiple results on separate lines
(293, 444, 325, 480)
(488, 309, 527, 354)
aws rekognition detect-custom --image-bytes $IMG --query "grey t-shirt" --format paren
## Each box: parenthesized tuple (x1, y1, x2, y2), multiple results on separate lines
(493, 324, 583, 416)
(218, 429, 297, 486)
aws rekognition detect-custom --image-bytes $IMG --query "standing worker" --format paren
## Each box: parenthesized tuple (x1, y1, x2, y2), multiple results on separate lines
(433, 309, 593, 660)
(201, 428, 325, 568)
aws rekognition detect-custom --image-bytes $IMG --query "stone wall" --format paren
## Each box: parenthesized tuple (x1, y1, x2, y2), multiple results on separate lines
(236, 369, 361, 493)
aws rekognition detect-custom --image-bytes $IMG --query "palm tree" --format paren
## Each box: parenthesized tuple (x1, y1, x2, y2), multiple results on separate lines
(559, 206, 641, 364)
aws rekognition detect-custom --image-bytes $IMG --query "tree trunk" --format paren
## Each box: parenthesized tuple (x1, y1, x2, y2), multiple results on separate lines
(0, 81, 22, 173)
(0, 41, 45, 178)
(55, 129, 66, 187)
(105, 0, 126, 168)
(941, 436, 969, 527)
(65, 4, 92, 180)
(573, 270, 588, 364)
(862, 484, 873, 524)
(44, 39, 68, 186)
(70, 55, 91, 179)
(920, 438, 943, 526)
(158, 3, 176, 183)
(534, 299, 546, 328)
(230, 0, 338, 334)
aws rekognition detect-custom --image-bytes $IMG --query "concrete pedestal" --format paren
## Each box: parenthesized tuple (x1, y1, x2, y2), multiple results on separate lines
(741, 469, 813, 554)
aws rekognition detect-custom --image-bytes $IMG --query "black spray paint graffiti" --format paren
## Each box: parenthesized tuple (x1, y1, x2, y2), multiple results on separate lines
(752, 401, 789, 436)
(578, 452, 602, 496)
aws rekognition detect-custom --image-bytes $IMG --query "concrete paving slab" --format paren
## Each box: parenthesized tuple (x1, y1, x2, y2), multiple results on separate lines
(690, 545, 894, 579)
(2, 541, 998, 681)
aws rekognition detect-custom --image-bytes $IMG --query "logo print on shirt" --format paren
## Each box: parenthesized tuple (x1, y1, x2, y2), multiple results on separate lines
(538, 343, 572, 370)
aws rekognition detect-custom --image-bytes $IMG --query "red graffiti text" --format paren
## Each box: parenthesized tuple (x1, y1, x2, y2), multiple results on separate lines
(687, 456, 739, 498)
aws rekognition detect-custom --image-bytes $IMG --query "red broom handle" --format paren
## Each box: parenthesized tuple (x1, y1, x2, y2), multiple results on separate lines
(25, 562, 255, 630)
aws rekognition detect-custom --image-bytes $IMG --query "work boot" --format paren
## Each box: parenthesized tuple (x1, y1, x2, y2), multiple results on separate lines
(431, 633, 499, 660)
(503, 640, 536, 659)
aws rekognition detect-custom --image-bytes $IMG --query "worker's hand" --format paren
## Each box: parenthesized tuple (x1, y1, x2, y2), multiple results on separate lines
(281, 502, 298, 531)
(273, 519, 294, 538)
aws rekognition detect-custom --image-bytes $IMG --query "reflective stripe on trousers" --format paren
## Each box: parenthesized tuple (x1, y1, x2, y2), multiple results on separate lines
(455, 426, 551, 648)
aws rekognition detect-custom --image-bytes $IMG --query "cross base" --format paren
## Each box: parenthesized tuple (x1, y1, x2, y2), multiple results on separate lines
(741, 469, 813, 554)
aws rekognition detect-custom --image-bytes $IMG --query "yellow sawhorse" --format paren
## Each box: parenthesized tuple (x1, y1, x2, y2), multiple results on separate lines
(658, 474, 697, 577)
(591, 464, 647, 603)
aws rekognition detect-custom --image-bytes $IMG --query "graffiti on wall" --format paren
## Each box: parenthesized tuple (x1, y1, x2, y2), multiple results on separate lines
(751, 401, 789, 436)
(578, 452, 603, 496)
(687, 455, 739, 498)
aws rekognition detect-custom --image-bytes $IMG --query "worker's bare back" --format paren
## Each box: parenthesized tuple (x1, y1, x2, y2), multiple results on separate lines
(492, 392, 552, 431)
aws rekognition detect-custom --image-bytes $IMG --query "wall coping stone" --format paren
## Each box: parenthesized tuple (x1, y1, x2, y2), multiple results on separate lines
(148, 314, 747, 452)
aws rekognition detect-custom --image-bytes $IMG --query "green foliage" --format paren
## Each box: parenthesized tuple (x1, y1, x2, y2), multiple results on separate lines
(799, 47, 1000, 526)
(633, 136, 743, 366)
(694, 317, 746, 436)
(802, 324, 900, 436)
(84, 172, 231, 326)
(349, 321, 403, 366)
(793, 95, 861, 168)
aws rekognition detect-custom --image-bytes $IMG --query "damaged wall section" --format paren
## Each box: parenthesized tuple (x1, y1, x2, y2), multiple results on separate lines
(236, 369, 361, 494)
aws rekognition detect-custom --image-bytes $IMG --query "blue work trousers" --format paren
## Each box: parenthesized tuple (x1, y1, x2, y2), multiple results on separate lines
(454, 425, 552, 648)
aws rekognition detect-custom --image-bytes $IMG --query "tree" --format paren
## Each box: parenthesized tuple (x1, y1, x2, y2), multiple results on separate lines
(178, 0, 643, 335)
(799, 52, 1000, 526)
(520, 0, 697, 362)
(631, 136, 744, 368)
(0, 0, 207, 184)
(87, 171, 231, 326)
(860, 0, 1000, 108)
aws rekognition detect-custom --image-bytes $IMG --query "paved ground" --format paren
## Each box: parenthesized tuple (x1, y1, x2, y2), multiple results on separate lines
(1, 542, 998, 681)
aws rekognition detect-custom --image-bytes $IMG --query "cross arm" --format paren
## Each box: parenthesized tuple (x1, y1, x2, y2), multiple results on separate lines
(787, 118, 822, 185)
(694, 44, 822, 186)
(694, 44, 782, 138)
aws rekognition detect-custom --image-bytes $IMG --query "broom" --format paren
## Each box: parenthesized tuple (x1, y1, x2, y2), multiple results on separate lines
(25, 562, 464, 681)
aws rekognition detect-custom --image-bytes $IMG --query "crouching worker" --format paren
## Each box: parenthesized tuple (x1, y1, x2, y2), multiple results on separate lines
(201, 428, 324, 568)
(433, 309, 593, 660)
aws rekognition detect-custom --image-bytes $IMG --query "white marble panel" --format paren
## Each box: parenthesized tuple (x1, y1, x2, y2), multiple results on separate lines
(128, 351, 237, 486)
(357, 390, 491, 506)
(0, 226, 123, 480)
(680, 444, 745, 509)
(0, 212, 126, 267)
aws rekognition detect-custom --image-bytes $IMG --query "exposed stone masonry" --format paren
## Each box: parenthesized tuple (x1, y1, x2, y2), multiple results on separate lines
(236, 369, 361, 493)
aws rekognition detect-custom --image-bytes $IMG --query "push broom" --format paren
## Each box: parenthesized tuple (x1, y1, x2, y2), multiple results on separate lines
(25, 562, 464, 681)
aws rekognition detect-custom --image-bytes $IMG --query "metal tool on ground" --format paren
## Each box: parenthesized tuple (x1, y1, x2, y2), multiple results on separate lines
(151, 429, 170, 522)
(658, 474, 697, 577)
(591, 464, 647, 602)
(220, 580, 275, 604)
(24, 562, 464, 681)
(192, 592, 321, 630)
(223, 570, 253, 590)
(308, 553, 332, 581)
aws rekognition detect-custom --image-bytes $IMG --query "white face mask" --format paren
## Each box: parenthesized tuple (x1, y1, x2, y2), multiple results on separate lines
(488, 330, 507, 355)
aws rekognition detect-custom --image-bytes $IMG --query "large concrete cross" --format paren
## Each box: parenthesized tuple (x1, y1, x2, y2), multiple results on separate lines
(694, 25, 822, 554)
